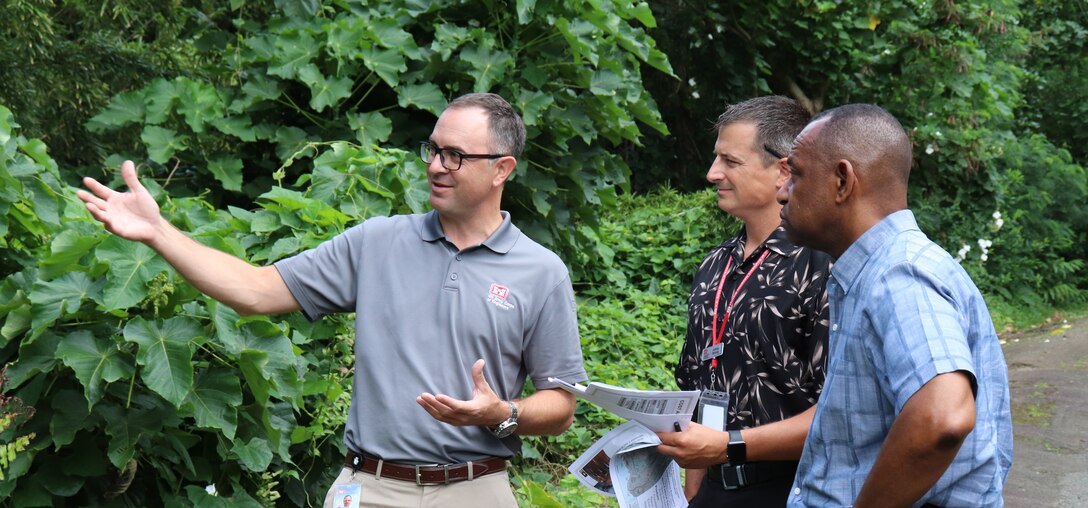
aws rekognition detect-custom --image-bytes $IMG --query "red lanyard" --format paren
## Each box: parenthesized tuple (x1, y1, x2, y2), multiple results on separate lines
(710, 249, 771, 369)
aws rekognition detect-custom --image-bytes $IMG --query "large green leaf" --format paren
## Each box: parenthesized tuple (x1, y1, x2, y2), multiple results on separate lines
(97, 236, 170, 311)
(123, 316, 199, 407)
(397, 83, 447, 116)
(29, 272, 103, 333)
(347, 111, 392, 146)
(298, 64, 353, 112)
(267, 31, 319, 79)
(38, 228, 101, 281)
(460, 45, 513, 93)
(4, 331, 61, 388)
(141, 125, 189, 164)
(360, 47, 406, 87)
(56, 330, 134, 409)
(231, 437, 273, 472)
(49, 389, 91, 448)
(86, 91, 146, 131)
(176, 80, 225, 133)
(181, 368, 242, 440)
(144, 79, 181, 125)
(100, 402, 170, 468)
(207, 156, 244, 192)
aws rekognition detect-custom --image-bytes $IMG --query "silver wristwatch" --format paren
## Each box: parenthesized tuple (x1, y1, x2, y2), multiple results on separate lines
(489, 401, 519, 438)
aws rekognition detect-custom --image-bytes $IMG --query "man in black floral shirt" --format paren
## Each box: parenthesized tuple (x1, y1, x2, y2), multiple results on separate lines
(657, 96, 832, 506)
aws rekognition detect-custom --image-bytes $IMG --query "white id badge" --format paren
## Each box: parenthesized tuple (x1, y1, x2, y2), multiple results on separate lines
(700, 342, 724, 362)
(698, 390, 729, 430)
(332, 483, 361, 508)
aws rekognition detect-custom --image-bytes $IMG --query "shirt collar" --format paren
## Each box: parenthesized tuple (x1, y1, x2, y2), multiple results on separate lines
(831, 209, 919, 294)
(419, 210, 519, 254)
(726, 223, 798, 260)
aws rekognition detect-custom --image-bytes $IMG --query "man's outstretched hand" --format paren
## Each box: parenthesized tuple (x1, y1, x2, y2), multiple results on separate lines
(417, 359, 510, 427)
(77, 160, 162, 243)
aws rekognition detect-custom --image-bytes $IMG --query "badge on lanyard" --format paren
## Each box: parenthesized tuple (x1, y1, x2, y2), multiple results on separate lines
(700, 342, 725, 362)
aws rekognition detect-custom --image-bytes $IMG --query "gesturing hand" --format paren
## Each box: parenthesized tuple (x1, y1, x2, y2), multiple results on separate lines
(417, 359, 510, 427)
(656, 422, 730, 469)
(76, 160, 163, 243)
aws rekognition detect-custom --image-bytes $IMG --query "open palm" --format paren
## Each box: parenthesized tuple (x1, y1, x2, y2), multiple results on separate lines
(76, 160, 162, 243)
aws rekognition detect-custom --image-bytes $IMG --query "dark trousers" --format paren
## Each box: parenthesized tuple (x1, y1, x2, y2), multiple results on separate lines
(687, 464, 798, 508)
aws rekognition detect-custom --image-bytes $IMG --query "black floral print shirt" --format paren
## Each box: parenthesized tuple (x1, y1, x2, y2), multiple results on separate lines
(675, 225, 832, 429)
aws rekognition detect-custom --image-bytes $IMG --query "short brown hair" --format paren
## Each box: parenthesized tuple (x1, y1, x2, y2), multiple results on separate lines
(448, 93, 527, 159)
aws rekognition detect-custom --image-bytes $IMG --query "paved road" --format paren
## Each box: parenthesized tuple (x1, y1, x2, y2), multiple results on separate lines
(1003, 317, 1088, 507)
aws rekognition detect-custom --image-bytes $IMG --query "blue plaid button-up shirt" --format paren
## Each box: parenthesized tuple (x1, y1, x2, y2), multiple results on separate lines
(789, 210, 1013, 507)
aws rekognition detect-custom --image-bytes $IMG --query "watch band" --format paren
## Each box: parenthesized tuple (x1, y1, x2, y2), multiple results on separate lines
(727, 429, 747, 464)
(488, 401, 519, 438)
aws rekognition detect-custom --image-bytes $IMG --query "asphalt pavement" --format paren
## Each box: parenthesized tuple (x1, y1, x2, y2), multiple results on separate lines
(1003, 316, 1088, 507)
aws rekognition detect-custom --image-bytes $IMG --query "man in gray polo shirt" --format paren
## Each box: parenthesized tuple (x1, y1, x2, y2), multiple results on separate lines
(77, 93, 588, 507)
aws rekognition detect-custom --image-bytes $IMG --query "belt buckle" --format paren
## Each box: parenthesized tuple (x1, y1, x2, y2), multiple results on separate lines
(414, 464, 450, 486)
(720, 464, 746, 490)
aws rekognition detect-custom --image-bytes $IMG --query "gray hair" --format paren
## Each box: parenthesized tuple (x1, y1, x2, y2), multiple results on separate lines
(715, 96, 811, 163)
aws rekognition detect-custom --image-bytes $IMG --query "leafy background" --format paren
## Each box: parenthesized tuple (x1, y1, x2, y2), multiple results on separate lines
(1, 0, 1086, 506)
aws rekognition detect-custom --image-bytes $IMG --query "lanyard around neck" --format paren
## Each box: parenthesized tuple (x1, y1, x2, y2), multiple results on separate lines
(710, 248, 771, 369)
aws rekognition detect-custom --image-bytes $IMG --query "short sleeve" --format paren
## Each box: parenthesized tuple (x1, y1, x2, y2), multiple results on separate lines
(523, 276, 588, 388)
(869, 263, 978, 411)
(274, 223, 366, 321)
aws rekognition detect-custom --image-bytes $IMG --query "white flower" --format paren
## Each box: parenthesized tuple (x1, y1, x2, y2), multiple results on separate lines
(692, 91, 701, 99)
(992, 210, 1002, 220)
(925, 144, 935, 155)
(935, 130, 942, 137)
(955, 244, 971, 261)
(708, 33, 714, 40)
(978, 238, 993, 249)
(716, 25, 725, 33)
(980, 253, 989, 262)
(688, 78, 697, 87)
(206, 484, 218, 496)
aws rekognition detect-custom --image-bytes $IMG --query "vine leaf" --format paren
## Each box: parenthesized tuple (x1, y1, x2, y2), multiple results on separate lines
(98, 236, 170, 311)
(56, 329, 134, 409)
(123, 316, 199, 408)
(181, 368, 242, 441)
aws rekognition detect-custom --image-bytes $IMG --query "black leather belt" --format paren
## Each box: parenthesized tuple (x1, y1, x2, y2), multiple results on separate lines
(708, 460, 798, 490)
(344, 451, 507, 485)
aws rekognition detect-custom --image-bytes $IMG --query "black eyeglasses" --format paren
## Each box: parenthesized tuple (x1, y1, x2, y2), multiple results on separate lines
(419, 141, 507, 171)
(763, 144, 785, 160)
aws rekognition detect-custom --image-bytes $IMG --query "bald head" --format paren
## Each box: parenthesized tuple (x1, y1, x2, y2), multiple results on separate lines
(809, 104, 912, 195)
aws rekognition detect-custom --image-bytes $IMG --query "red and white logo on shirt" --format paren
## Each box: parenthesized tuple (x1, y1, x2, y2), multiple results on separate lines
(488, 283, 514, 310)
(489, 284, 509, 300)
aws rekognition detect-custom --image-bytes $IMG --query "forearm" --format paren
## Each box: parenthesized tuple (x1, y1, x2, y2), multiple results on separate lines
(147, 217, 297, 315)
(512, 388, 575, 436)
(854, 372, 975, 507)
(743, 404, 816, 462)
(684, 468, 706, 500)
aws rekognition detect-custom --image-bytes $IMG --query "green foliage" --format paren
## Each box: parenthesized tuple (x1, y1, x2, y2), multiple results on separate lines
(1019, 0, 1088, 163)
(0, 108, 398, 504)
(85, 0, 672, 273)
(638, 0, 1087, 308)
(0, 1, 241, 169)
(517, 189, 735, 503)
(968, 135, 1088, 307)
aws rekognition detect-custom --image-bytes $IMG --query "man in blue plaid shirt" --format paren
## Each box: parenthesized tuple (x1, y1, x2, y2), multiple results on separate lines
(776, 104, 1013, 507)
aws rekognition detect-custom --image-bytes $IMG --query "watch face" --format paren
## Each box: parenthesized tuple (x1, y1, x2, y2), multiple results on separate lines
(492, 421, 518, 438)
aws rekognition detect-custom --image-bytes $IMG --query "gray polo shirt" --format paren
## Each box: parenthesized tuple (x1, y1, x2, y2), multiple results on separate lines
(274, 211, 587, 464)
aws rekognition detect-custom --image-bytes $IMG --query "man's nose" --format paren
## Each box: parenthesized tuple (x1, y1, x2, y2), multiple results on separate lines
(776, 181, 790, 205)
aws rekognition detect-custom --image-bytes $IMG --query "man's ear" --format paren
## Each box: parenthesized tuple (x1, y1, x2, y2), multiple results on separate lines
(775, 158, 790, 189)
(492, 156, 517, 187)
(834, 159, 857, 204)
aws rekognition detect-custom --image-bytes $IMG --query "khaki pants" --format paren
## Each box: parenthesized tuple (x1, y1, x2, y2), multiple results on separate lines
(322, 466, 518, 508)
